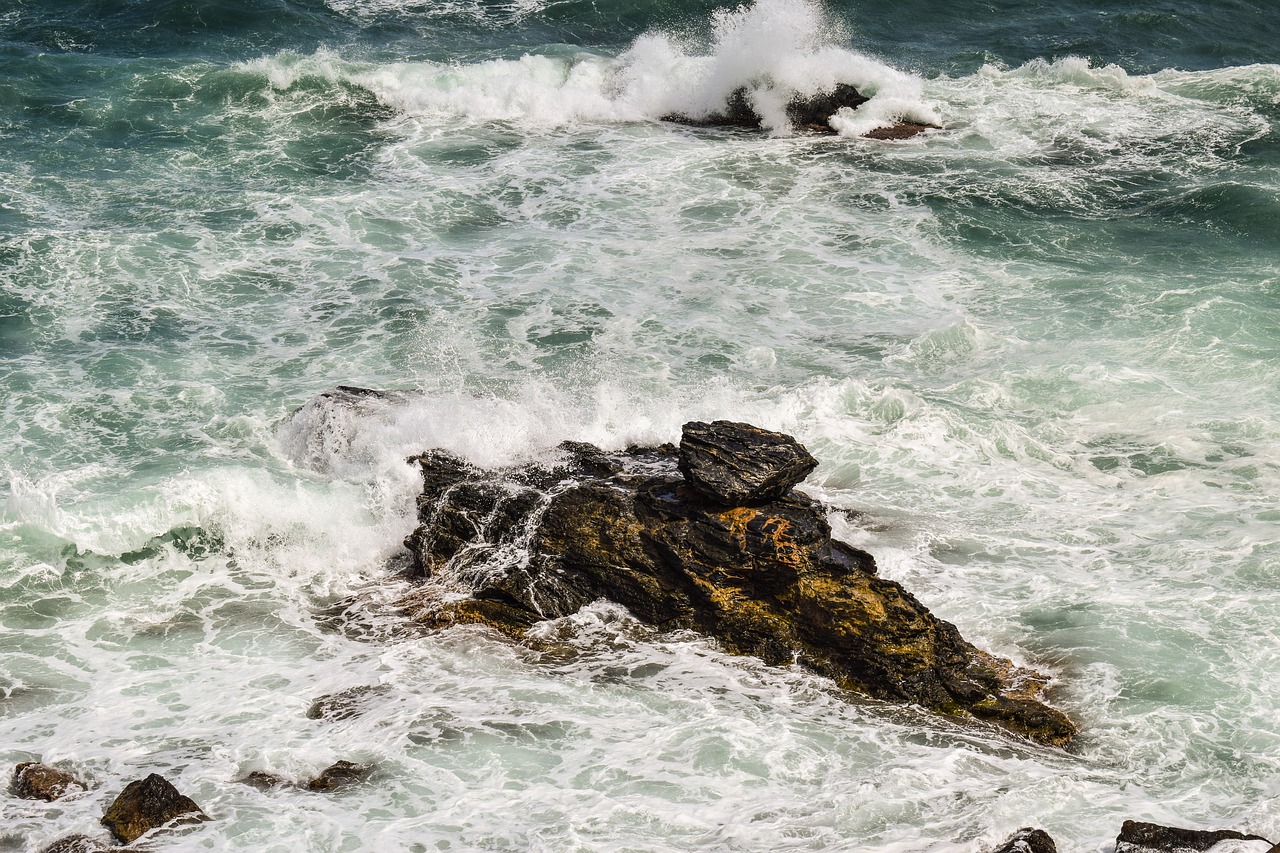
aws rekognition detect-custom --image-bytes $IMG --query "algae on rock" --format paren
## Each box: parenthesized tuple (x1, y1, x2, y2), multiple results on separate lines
(399, 421, 1076, 747)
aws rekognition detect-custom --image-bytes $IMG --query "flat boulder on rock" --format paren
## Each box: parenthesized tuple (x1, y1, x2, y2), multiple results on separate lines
(100, 773, 209, 844)
(399, 422, 1077, 747)
(678, 420, 818, 505)
(12, 763, 86, 801)
(992, 828, 1058, 853)
(1116, 821, 1273, 853)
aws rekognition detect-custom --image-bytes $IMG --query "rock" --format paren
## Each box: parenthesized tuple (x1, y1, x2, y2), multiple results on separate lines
(238, 770, 292, 791)
(100, 773, 209, 844)
(306, 684, 392, 721)
(864, 122, 935, 140)
(992, 827, 1058, 853)
(400, 425, 1077, 747)
(281, 385, 412, 472)
(677, 420, 817, 505)
(1115, 821, 1273, 852)
(37, 836, 108, 853)
(305, 761, 372, 792)
(662, 83, 938, 139)
(237, 761, 372, 793)
(12, 763, 86, 801)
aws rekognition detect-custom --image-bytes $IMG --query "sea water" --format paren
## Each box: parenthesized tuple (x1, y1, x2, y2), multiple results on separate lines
(2, 0, 1279, 849)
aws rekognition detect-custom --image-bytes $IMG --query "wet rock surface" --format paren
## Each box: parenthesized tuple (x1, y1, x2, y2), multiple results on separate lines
(36, 837, 108, 853)
(238, 761, 373, 793)
(400, 421, 1076, 746)
(992, 827, 1059, 853)
(678, 420, 817, 505)
(12, 763, 86, 802)
(1115, 821, 1273, 852)
(662, 83, 937, 138)
(305, 761, 373, 792)
(100, 773, 208, 844)
(306, 685, 392, 721)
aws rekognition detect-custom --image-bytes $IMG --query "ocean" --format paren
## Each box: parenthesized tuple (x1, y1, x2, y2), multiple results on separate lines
(2, 0, 1278, 849)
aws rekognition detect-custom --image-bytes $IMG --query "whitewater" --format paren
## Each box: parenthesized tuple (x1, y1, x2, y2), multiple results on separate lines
(2, 0, 1279, 849)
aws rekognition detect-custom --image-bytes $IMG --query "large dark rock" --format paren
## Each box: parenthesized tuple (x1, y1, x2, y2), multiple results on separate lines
(992, 828, 1058, 853)
(678, 420, 818, 505)
(100, 773, 208, 844)
(662, 83, 936, 139)
(1116, 821, 1273, 852)
(400, 424, 1077, 747)
(12, 763, 86, 801)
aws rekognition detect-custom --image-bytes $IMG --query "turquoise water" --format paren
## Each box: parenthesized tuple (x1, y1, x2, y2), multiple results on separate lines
(3, 0, 1279, 849)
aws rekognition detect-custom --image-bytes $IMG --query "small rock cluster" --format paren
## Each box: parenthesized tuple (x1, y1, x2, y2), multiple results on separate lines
(11, 755, 370, 850)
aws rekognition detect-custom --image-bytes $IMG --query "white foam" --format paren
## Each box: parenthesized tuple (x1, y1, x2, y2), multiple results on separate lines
(242, 0, 939, 135)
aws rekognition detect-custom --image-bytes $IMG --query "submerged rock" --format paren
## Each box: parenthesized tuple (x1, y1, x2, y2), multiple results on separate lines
(306, 761, 372, 792)
(238, 761, 373, 793)
(662, 83, 937, 139)
(401, 421, 1076, 746)
(306, 685, 392, 722)
(281, 385, 413, 472)
(992, 827, 1058, 853)
(12, 763, 86, 802)
(100, 773, 208, 844)
(37, 836, 109, 853)
(1115, 821, 1273, 852)
(239, 770, 292, 791)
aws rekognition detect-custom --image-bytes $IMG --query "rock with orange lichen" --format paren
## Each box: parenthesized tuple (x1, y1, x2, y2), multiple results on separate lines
(400, 421, 1076, 747)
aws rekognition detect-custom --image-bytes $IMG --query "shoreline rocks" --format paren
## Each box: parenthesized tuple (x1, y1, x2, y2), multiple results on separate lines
(400, 420, 1076, 747)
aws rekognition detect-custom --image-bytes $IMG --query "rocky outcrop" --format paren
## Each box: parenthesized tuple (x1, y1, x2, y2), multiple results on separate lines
(100, 773, 208, 844)
(992, 828, 1059, 853)
(661, 83, 937, 139)
(12, 763, 86, 801)
(1115, 821, 1273, 852)
(399, 421, 1076, 747)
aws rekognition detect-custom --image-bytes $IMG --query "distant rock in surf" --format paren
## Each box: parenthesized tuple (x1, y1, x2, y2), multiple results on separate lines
(991, 828, 1058, 853)
(280, 385, 412, 472)
(1115, 821, 1273, 853)
(305, 760, 373, 792)
(238, 761, 374, 793)
(100, 773, 208, 844)
(661, 83, 938, 139)
(399, 419, 1077, 747)
(12, 762, 87, 802)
